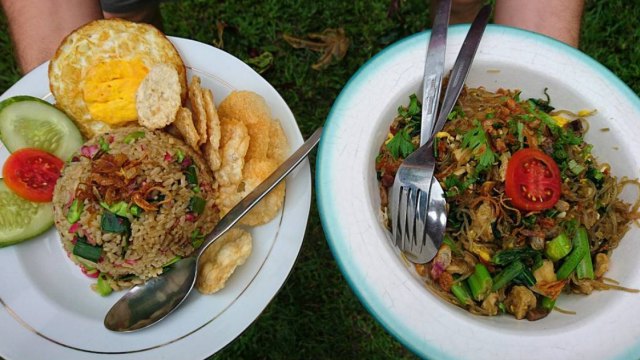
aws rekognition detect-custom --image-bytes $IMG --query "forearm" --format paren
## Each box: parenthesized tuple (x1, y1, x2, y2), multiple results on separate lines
(1, 0, 102, 74)
(494, 0, 585, 47)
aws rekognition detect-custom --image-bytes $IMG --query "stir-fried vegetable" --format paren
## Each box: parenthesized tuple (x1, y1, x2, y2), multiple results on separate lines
(376, 86, 640, 321)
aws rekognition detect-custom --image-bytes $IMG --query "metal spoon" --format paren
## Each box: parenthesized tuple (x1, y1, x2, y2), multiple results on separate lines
(104, 127, 323, 332)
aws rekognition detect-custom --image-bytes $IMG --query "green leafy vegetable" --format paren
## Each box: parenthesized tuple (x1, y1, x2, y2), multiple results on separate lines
(188, 196, 206, 215)
(73, 236, 103, 263)
(461, 121, 496, 172)
(101, 212, 131, 235)
(185, 164, 199, 186)
(385, 128, 415, 159)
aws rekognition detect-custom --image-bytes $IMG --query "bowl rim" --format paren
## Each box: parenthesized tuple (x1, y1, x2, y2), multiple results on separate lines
(317, 24, 640, 360)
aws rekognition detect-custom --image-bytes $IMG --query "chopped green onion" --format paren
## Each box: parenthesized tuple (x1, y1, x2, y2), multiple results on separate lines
(98, 136, 110, 152)
(66, 199, 83, 224)
(467, 263, 493, 301)
(162, 256, 182, 267)
(101, 212, 131, 235)
(130, 204, 142, 217)
(491, 260, 525, 292)
(516, 121, 524, 147)
(123, 131, 146, 144)
(576, 251, 595, 280)
(557, 226, 590, 280)
(545, 232, 572, 261)
(185, 164, 198, 185)
(451, 281, 473, 306)
(586, 167, 605, 188)
(175, 149, 185, 163)
(567, 159, 585, 175)
(485, 112, 495, 119)
(96, 273, 113, 296)
(188, 196, 206, 215)
(100, 201, 129, 217)
(541, 296, 556, 311)
(73, 237, 103, 263)
(498, 302, 506, 313)
(191, 229, 205, 248)
(442, 235, 460, 255)
(74, 255, 96, 271)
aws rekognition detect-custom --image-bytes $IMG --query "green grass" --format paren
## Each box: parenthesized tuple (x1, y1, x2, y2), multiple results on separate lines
(1, 1, 639, 359)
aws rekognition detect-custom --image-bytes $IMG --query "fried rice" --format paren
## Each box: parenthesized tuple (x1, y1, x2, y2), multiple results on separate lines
(52, 126, 218, 293)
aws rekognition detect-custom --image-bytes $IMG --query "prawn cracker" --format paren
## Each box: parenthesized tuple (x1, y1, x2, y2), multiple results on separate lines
(136, 63, 181, 130)
(267, 120, 289, 163)
(202, 88, 222, 171)
(239, 158, 285, 226)
(218, 91, 272, 161)
(196, 228, 252, 294)
(173, 107, 200, 152)
(188, 75, 209, 145)
(215, 117, 249, 187)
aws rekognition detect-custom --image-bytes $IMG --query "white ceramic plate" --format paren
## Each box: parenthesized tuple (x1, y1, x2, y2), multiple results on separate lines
(317, 25, 640, 360)
(0, 37, 311, 359)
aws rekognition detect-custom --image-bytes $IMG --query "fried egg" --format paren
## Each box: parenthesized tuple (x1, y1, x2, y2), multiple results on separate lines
(49, 19, 187, 138)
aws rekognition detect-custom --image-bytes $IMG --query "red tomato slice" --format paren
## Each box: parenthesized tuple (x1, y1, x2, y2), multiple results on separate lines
(2, 148, 64, 202)
(505, 148, 561, 211)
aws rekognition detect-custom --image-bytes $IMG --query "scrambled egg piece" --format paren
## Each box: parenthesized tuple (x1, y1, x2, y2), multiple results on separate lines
(83, 59, 148, 125)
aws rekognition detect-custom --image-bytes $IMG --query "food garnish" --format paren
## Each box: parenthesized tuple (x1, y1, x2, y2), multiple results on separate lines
(377, 87, 640, 320)
(0, 179, 54, 246)
(2, 148, 64, 202)
(0, 96, 84, 161)
(505, 148, 561, 211)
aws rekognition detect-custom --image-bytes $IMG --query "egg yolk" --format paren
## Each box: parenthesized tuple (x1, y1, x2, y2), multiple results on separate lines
(82, 59, 149, 125)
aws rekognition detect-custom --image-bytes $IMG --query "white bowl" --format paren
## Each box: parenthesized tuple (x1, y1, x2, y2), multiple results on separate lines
(317, 25, 640, 360)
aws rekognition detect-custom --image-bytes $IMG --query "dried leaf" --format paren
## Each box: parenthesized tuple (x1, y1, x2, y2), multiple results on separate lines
(212, 20, 227, 49)
(245, 51, 274, 74)
(283, 28, 350, 70)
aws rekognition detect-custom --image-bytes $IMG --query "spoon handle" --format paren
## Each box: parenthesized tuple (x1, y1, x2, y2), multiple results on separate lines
(197, 127, 323, 258)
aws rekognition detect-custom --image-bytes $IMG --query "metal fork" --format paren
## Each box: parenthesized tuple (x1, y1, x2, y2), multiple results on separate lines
(390, 4, 491, 263)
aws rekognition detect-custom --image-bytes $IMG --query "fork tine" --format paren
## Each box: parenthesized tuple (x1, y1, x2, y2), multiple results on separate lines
(398, 186, 409, 248)
(389, 183, 401, 247)
(406, 187, 418, 249)
(414, 189, 429, 252)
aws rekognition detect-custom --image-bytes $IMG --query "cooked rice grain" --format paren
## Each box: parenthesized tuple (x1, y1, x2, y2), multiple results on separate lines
(52, 126, 218, 291)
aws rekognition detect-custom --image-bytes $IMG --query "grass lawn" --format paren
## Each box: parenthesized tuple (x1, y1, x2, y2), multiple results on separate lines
(1, 1, 639, 359)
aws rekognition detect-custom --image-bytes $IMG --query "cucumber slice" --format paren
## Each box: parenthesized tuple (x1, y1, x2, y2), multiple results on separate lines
(0, 179, 54, 247)
(0, 96, 84, 160)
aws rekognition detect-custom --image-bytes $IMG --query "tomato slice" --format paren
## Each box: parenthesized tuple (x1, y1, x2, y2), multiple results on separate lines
(2, 148, 64, 202)
(505, 148, 561, 211)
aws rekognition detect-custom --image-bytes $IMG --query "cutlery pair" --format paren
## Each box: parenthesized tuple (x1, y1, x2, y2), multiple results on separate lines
(390, 2, 491, 263)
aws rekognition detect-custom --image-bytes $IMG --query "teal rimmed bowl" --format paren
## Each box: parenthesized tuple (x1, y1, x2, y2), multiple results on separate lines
(317, 25, 640, 360)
